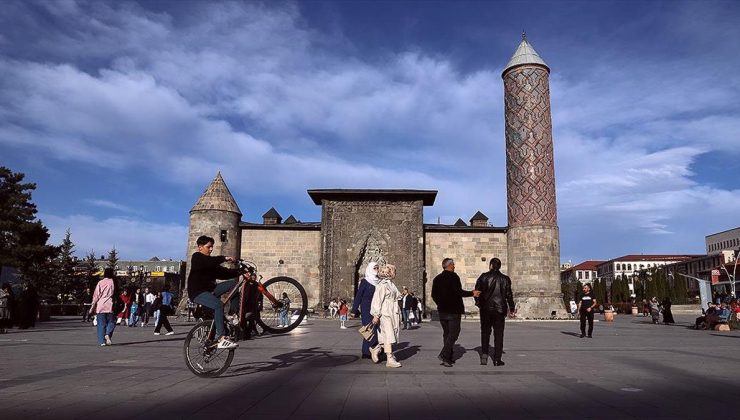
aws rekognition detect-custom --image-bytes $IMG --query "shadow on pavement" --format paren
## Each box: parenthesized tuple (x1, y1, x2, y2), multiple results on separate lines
(222, 347, 358, 378)
(709, 333, 740, 338)
(560, 331, 582, 338)
(394, 342, 420, 361)
(451, 344, 467, 362)
(113, 336, 185, 346)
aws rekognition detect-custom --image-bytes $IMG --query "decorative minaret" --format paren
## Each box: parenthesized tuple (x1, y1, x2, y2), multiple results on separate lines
(177, 172, 242, 316)
(502, 33, 565, 318)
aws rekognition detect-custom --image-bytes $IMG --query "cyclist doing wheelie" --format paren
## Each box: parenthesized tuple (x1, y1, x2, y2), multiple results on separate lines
(187, 235, 242, 349)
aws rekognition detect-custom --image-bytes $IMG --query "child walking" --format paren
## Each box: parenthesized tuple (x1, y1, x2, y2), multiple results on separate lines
(339, 299, 349, 329)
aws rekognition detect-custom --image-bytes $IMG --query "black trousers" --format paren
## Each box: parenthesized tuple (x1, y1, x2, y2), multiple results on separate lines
(580, 310, 594, 336)
(480, 310, 506, 361)
(438, 312, 461, 362)
(154, 306, 173, 333)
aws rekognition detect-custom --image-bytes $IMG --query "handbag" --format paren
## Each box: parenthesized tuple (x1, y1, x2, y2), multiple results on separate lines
(357, 323, 376, 342)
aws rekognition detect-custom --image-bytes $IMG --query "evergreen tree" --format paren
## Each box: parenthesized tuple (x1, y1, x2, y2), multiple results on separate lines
(56, 229, 77, 298)
(82, 251, 99, 289)
(673, 271, 688, 304)
(0, 166, 58, 292)
(107, 247, 119, 270)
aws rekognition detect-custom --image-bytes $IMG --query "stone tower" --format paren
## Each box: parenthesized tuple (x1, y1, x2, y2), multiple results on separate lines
(185, 172, 242, 280)
(502, 34, 565, 318)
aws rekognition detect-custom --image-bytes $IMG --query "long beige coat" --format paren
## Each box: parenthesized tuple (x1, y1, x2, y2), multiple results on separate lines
(370, 279, 401, 344)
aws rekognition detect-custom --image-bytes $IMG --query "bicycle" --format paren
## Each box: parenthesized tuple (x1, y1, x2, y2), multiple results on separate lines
(183, 260, 308, 377)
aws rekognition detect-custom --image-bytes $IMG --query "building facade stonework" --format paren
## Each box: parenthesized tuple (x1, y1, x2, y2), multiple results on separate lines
(184, 36, 564, 318)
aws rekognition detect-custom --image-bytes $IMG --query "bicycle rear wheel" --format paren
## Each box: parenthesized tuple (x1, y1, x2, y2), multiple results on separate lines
(183, 321, 234, 377)
(257, 276, 308, 334)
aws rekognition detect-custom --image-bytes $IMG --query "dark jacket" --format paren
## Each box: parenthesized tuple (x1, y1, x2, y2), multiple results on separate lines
(432, 270, 473, 314)
(187, 252, 240, 298)
(351, 279, 375, 319)
(474, 269, 515, 314)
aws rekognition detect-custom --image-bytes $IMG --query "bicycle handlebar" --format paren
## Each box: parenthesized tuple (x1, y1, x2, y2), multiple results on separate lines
(237, 259, 258, 276)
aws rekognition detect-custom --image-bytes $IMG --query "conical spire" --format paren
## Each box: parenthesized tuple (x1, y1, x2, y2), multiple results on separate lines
(190, 172, 242, 215)
(502, 32, 549, 76)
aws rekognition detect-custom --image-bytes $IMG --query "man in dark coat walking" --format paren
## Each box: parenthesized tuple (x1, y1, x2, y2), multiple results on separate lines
(431, 258, 480, 367)
(474, 257, 515, 366)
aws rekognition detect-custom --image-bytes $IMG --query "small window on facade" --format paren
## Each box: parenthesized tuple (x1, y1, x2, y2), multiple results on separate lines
(616, 263, 621, 270)
(156, 266, 161, 272)
(585, 271, 590, 279)
(578, 271, 583, 279)
(627, 264, 632, 270)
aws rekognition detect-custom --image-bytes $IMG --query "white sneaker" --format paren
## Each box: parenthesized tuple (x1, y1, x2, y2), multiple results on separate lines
(340, 326, 347, 329)
(217, 337, 239, 349)
(104, 335, 112, 346)
(154, 332, 161, 336)
(370, 345, 382, 364)
(165, 331, 175, 336)
(386, 355, 401, 368)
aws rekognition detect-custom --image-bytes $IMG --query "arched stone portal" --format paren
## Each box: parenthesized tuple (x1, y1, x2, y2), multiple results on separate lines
(309, 190, 435, 309)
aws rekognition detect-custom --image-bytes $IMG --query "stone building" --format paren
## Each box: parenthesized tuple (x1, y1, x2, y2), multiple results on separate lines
(184, 35, 565, 318)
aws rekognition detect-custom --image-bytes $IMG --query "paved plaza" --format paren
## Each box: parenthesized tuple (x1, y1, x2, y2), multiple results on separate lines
(1, 313, 738, 419)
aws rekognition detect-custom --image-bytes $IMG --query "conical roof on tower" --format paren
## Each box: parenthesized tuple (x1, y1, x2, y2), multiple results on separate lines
(190, 172, 242, 215)
(502, 32, 549, 76)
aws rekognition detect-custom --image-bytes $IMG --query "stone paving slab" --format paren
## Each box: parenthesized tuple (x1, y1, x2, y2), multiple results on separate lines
(0, 314, 739, 419)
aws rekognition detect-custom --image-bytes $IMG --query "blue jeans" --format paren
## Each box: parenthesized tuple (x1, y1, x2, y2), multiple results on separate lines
(96, 313, 116, 344)
(402, 308, 411, 328)
(280, 309, 290, 326)
(128, 310, 138, 326)
(193, 280, 238, 339)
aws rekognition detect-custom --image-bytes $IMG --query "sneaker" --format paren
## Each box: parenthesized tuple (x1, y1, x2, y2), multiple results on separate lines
(104, 335, 112, 346)
(370, 345, 382, 363)
(100, 343, 106, 347)
(165, 331, 175, 336)
(386, 356, 401, 368)
(154, 332, 161, 336)
(340, 326, 347, 329)
(217, 337, 239, 349)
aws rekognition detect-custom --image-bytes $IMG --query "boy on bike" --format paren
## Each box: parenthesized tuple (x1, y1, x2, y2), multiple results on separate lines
(187, 235, 242, 349)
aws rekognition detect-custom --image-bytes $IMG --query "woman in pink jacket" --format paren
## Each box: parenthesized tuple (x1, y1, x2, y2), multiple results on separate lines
(89, 268, 118, 346)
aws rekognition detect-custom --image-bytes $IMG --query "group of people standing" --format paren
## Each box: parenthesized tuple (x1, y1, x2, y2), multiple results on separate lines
(327, 297, 350, 328)
(0, 282, 39, 332)
(88, 268, 176, 346)
(351, 257, 517, 369)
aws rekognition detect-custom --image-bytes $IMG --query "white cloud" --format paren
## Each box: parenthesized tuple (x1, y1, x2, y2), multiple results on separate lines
(83, 199, 139, 214)
(2, 0, 739, 264)
(42, 213, 187, 260)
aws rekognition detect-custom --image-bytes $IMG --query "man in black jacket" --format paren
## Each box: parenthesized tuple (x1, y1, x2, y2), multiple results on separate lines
(474, 257, 516, 366)
(188, 235, 241, 349)
(431, 258, 480, 367)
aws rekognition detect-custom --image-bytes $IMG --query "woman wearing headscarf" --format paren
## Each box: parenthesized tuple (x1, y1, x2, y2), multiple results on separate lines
(370, 264, 402, 368)
(661, 297, 675, 324)
(351, 262, 380, 359)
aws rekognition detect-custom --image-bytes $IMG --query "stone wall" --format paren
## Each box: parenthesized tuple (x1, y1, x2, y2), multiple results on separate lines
(424, 229, 508, 313)
(320, 200, 425, 308)
(240, 226, 322, 309)
(507, 225, 565, 317)
(186, 210, 242, 280)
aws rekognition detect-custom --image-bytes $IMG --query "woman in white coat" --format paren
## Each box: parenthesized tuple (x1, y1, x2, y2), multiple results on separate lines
(370, 264, 402, 368)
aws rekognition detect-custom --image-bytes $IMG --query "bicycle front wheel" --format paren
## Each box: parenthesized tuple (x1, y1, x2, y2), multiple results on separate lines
(257, 276, 308, 334)
(183, 321, 234, 377)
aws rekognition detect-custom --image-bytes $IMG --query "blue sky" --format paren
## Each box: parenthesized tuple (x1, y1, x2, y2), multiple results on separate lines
(1, 0, 739, 263)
